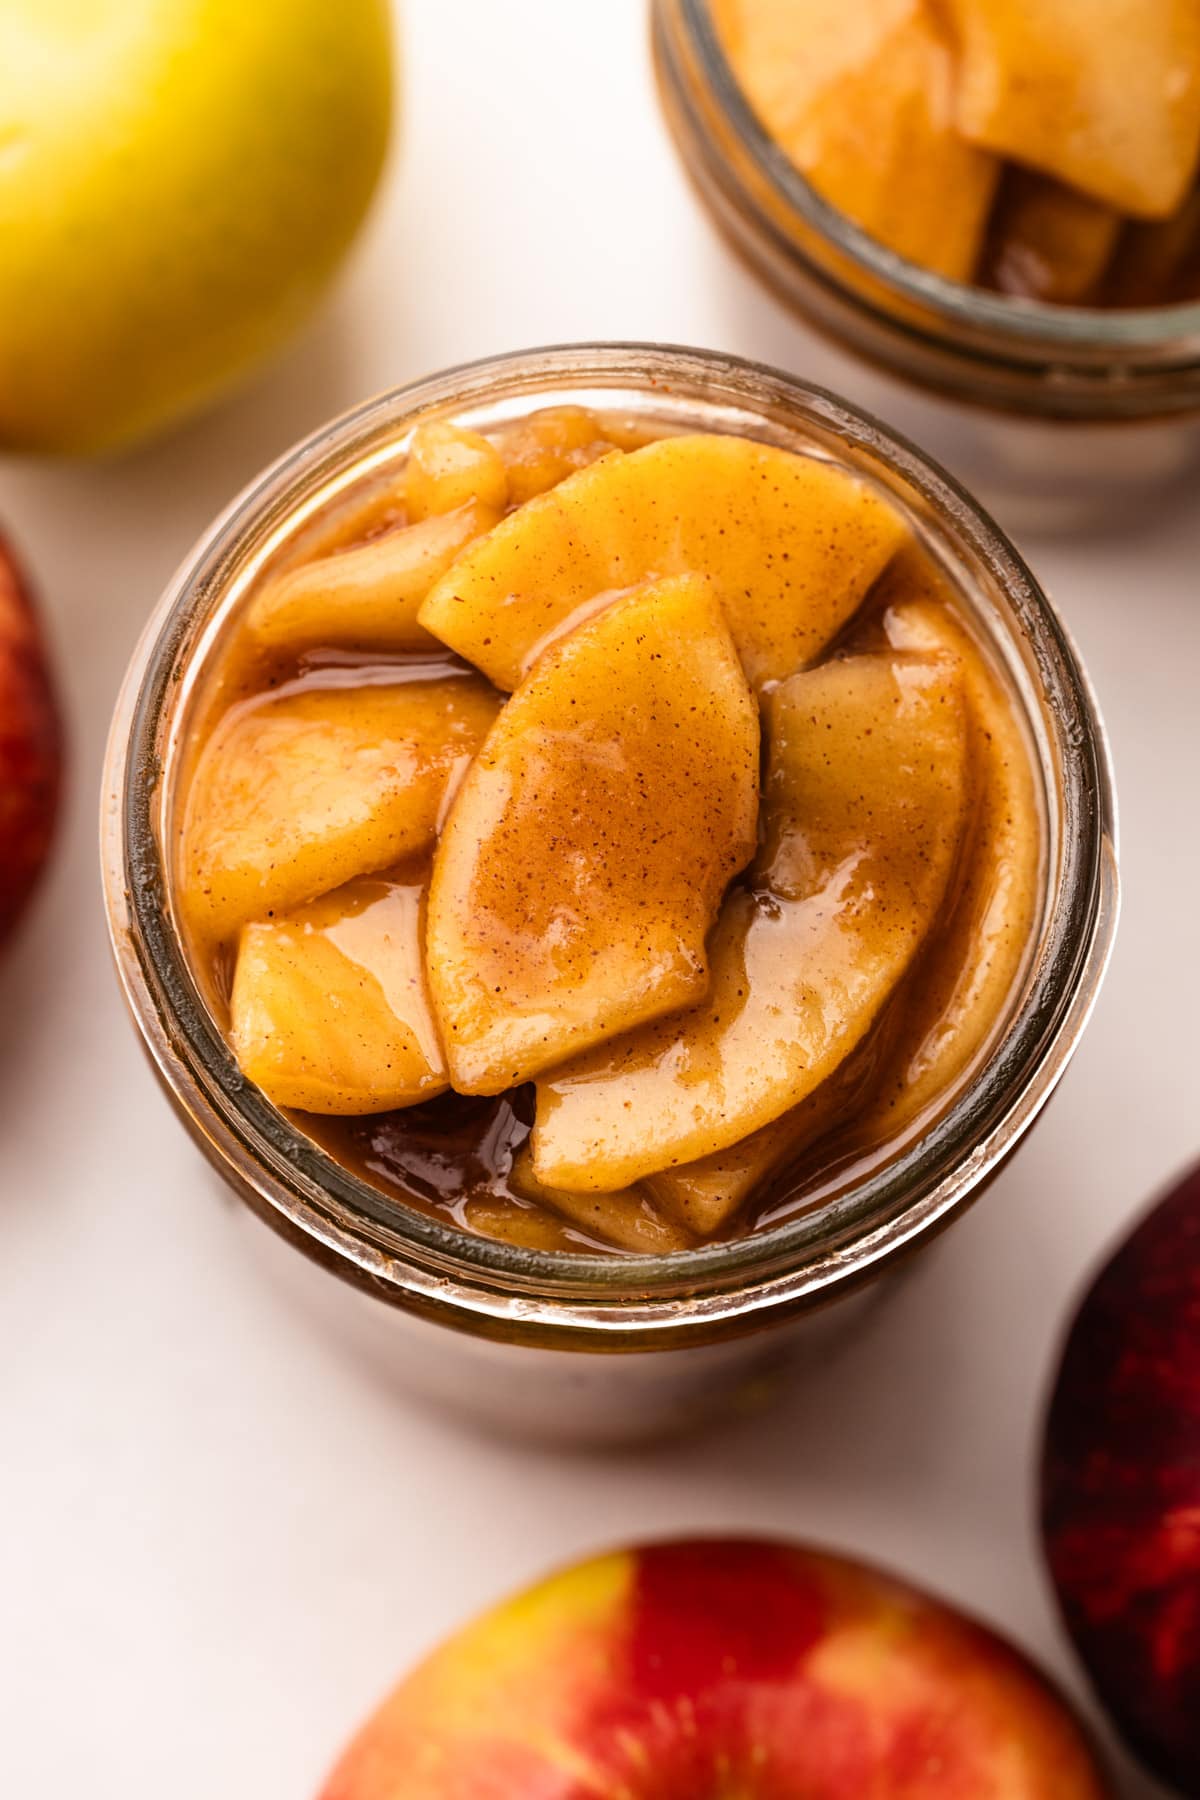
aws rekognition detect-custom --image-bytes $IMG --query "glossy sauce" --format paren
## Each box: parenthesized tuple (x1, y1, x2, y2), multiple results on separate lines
(175, 414, 1044, 1255)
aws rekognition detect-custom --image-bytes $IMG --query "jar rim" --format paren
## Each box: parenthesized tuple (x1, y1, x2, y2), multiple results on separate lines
(663, 0, 1200, 374)
(102, 343, 1119, 1346)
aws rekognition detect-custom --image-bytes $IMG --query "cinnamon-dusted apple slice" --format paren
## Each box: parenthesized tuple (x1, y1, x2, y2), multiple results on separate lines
(713, 0, 999, 281)
(945, 0, 1200, 219)
(418, 433, 908, 691)
(230, 869, 447, 1114)
(493, 405, 626, 505)
(646, 1028, 888, 1237)
(426, 573, 760, 1095)
(509, 1149, 695, 1255)
(403, 420, 508, 521)
(981, 170, 1121, 304)
(244, 500, 501, 656)
(532, 651, 970, 1192)
(857, 552, 1042, 1142)
(179, 673, 499, 946)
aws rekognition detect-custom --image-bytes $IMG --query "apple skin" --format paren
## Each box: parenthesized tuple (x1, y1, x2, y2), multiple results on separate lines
(0, 533, 61, 947)
(0, 0, 392, 456)
(1042, 1163, 1200, 1794)
(319, 1538, 1110, 1799)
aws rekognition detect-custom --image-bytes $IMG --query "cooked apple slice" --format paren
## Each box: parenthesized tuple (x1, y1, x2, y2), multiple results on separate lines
(404, 421, 508, 521)
(646, 1028, 887, 1237)
(857, 553, 1042, 1142)
(981, 170, 1121, 303)
(230, 870, 447, 1114)
(179, 674, 499, 946)
(460, 1197, 582, 1253)
(426, 573, 760, 1095)
(509, 1149, 694, 1254)
(418, 433, 908, 691)
(946, 0, 1200, 218)
(493, 406, 625, 505)
(712, 0, 999, 280)
(532, 651, 970, 1192)
(243, 500, 501, 655)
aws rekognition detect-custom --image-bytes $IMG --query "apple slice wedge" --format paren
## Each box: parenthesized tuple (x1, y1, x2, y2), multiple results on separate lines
(713, 0, 1000, 280)
(426, 573, 760, 1095)
(945, 0, 1200, 218)
(179, 673, 498, 946)
(646, 1027, 889, 1237)
(509, 1149, 694, 1255)
(855, 552, 1042, 1144)
(243, 500, 501, 656)
(532, 650, 970, 1192)
(418, 433, 908, 691)
(231, 869, 447, 1114)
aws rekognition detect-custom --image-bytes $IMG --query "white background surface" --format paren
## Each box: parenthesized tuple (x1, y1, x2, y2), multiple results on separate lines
(2, 2, 1196, 1793)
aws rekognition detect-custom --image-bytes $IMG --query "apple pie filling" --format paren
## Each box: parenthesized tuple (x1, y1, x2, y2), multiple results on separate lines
(176, 407, 1042, 1254)
(712, 0, 1200, 306)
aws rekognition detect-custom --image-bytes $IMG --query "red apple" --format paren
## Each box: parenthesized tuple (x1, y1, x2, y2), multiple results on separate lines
(319, 1538, 1109, 1798)
(0, 531, 61, 947)
(1042, 1162, 1200, 1794)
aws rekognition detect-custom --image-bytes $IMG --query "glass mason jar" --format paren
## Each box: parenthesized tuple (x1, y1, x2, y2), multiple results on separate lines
(652, 0, 1200, 530)
(101, 344, 1118, 1444)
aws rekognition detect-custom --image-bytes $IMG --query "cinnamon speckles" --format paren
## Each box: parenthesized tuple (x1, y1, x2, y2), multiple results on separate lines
(425, 573, 760, 1095)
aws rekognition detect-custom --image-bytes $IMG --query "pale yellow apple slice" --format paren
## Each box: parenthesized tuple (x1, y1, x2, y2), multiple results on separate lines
(509, 1148, 694, 1254)
(645, 1028, 888, 1237)
(243, 500, 501, 655)
(981, 170, 1121, 303)
(857, 552, 1043, 1142)
(945, 0, 1200, 218)
(418, 432, 908, 691)
(404, 421, 508, 521)
(712, 0, 999, 280)
(532, 651, 970, 1192)
(179, 674, 499, 946)
(426, 573, 760, 1095)
(492, 405, 626, 505)
(460, 1197, 582, 1253)
(230, 870, 447, 1114)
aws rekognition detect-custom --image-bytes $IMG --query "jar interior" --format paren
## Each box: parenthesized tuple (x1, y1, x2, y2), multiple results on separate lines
(139, 358, 1088, 1293)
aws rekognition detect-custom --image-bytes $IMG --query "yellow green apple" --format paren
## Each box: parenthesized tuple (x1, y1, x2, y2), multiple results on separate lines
(0, 0, 392, 454)
(318, 1538, 1112, 1798)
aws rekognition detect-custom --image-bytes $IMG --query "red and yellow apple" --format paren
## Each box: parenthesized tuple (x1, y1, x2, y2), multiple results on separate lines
(319, 1538, 1110, 1798)
(0, 532, 61, 947)
(1042, 1160, 1200, 1794)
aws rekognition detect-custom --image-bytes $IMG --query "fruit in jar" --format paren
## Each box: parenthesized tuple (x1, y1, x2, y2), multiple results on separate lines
(418, 432, 909, 691)
(711, 0, 1000, 281)
(426, 573, 760, 1094)
(858, 552, 1042, 1143)
(245, 502, 501, 657)
(230, 871, 446, 1114)
(180, 675, 498, 946)
(177, 406, 1043, 1253)
(714, 0, 1200, 306)
(0, 532, 61, 948)
(403, 423, 509, 522)
(317, 1537, 1112, 1798)
(0, 0, 392, 455)
(944, 0, 1200, 219)
(508, 1149, 693, 1255)
(492, 406, 626, 504)
(1041, 1160, 1200, 1794)
(531, 651, 970, 1192)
